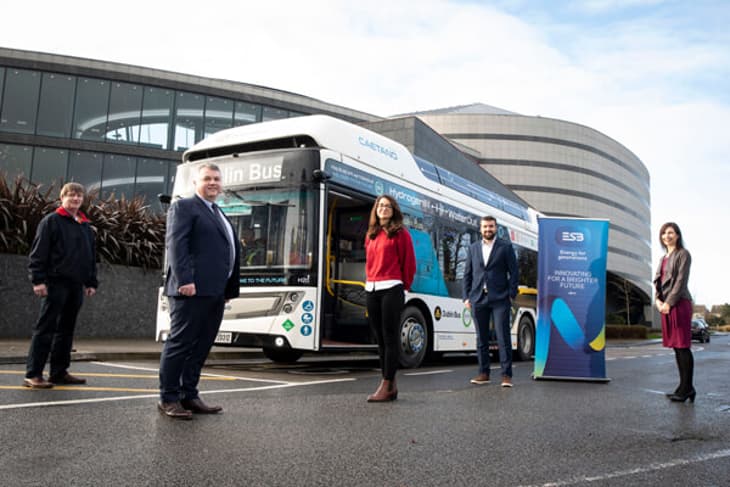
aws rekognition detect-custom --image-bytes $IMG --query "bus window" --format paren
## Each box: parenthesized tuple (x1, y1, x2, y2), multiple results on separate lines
(222, 186, 316, 271)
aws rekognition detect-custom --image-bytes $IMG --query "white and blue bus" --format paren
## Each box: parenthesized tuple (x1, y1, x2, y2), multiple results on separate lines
(156, 115, 539, 367)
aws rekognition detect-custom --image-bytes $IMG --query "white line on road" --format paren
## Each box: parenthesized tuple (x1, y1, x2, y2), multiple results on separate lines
(403, 369, 453, 376)
(0, 377, 356, 411)
(92, 361, 290, 384)
(521, 448, 730, 486)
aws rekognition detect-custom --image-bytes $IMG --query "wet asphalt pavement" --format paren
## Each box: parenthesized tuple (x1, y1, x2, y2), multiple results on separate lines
(1, 336, 729, 486)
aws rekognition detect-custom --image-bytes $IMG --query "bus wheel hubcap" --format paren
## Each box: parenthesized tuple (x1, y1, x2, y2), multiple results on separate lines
(402, 320, 425, 354)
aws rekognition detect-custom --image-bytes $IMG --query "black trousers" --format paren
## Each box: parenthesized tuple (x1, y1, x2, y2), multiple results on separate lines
(26, 281, 84, 379)
(366, 285, 404, 381)
(159, 295, 225, 403)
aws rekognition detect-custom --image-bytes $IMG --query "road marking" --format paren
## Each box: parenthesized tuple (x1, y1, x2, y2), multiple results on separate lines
(404, 369, 453, 376)
(91, 361, 290, 384)
(0, 377, 356, 411)
(0, 385, 156, 392)
(521, 448, 730, 486)
(644, 389, 666, 396)
(0, 370, 236, 381)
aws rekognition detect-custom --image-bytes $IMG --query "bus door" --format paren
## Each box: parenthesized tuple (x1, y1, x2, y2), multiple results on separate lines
(321, 189, 373, 348)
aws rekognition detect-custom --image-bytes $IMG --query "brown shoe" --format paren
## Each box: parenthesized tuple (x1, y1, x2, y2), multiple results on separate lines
(501, 376, 513, 387)
(158, 401, 194, 419)
(50, 373, 86, 385)
(367, 379, 398, 402)
(470, 373, 490, 385)
(23, 377, 53, 389)
(181, 397, 223, 414)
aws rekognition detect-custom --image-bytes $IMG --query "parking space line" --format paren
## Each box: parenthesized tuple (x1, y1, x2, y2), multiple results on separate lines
(521, 448, 730, 486)
(404, 369, 453, 376)
(93, 361, 292, 385)
(0, 385, 156, 392)
(0, 377, 355, 411)
(0, 370, 236, 381)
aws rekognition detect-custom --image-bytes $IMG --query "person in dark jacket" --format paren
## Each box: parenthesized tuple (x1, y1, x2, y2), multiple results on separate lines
(24, 182, 98, 389)
(654, 222, 695, 403)
(463, 215, 519, 387)
(158, 163, 240, 419)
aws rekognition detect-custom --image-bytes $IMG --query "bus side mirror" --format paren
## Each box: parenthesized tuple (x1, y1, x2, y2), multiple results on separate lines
(312, 169, 331, 182)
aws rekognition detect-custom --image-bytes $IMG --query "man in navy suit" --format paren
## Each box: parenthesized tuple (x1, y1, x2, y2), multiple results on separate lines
(463, 215, 519, 387)
(158, 163, 240, 419)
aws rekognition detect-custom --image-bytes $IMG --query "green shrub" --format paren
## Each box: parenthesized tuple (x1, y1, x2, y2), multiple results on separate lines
(0, 174, 165, 269)
(605, 324, 649, 339)
(605, 313, 627, 325)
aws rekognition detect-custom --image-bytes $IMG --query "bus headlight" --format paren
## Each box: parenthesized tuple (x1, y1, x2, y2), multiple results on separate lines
(274, 337, 285, 347)
(279, 291, 303, 315)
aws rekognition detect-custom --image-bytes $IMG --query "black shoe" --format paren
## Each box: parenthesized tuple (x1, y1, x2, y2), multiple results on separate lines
(50, 373, 87, 385)
(669, 389, 696, 403)
(158, 401, 194, 419)
(665, 387, 680, 397)
(181, 397, 223, 414)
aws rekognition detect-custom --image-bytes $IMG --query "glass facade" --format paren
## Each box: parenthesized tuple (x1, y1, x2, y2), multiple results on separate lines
(140, 86, 173, 150)
(106, 82, 142, 144)
(0, 144, 32, 180)
(37, 73, 76, 138)
(0, 64, 312, 211)
(31, 147, 68, 186)
(0, 69, 41, 134)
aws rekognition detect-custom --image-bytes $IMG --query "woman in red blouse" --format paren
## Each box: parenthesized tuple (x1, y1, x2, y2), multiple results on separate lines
(654, 222, 695, 403)
(364, 195, 416, 402)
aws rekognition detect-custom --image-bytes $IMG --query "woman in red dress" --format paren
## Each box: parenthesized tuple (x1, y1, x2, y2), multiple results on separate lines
(653, 222, 695, 402)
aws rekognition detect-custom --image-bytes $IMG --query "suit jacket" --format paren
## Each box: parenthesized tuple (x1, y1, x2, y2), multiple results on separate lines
(653, 247, 692, 307)
(164, 195, 241, 300)
(462, 237, 519, 306)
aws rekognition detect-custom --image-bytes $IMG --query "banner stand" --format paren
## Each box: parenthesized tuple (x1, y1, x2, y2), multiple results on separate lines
(533, 217, 611, 383)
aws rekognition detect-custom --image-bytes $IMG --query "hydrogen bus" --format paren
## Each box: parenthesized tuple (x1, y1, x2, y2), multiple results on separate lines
(156, 115, 539, 367)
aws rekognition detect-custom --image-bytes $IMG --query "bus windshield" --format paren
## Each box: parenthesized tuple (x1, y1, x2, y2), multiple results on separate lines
(220, 186, 316, 271)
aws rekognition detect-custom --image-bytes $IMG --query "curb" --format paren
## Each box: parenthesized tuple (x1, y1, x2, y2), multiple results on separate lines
(606, 339, 663, 348)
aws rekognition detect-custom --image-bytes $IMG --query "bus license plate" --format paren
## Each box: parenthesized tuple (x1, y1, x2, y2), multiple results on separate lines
(214, 332, 232, 344)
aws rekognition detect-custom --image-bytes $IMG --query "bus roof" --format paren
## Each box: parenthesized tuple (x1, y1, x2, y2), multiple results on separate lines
(184, 114, 415, 170)
(182, 115, 540, 231)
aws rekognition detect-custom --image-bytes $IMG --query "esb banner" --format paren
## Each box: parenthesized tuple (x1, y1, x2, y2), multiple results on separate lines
(534, 217, 610, 381)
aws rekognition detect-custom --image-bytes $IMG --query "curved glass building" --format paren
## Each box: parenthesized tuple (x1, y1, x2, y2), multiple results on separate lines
(0, 47, 378, 211)
(413, 104, 652, 316)
(0, 49, 650, 320)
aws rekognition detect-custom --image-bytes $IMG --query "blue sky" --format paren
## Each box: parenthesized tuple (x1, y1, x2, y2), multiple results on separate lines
(3, 0, 729, 304)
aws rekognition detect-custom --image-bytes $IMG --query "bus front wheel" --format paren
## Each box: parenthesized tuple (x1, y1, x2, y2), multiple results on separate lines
(399, 307, 429, 369)
(516, 314, 535, 361)
(263, 347, 304, 364)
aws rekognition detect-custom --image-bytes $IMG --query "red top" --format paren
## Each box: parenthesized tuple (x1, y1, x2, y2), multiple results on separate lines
(365, 228, 416, 291)
(56, 206, 90, 223)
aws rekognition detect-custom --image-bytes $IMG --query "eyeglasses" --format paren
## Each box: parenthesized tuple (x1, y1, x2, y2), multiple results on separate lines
(377, 203, 392, 209)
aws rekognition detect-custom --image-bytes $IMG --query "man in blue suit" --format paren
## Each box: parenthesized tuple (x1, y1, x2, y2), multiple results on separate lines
(158, 163, 240, 419)
(463, 215, 519, 387)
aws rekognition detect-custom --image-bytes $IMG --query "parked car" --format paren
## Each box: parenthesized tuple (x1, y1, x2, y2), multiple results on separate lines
(691, 318, 711, 343)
